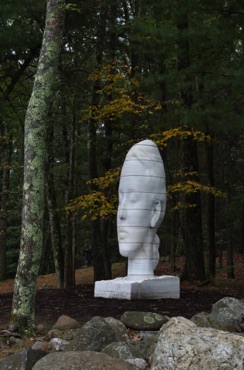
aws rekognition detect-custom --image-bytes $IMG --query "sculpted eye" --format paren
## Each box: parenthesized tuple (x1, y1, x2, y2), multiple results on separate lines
(129, 193, 139, 204)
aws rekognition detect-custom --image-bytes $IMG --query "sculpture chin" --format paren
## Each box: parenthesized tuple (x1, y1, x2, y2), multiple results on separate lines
(119, 242, 141, 257)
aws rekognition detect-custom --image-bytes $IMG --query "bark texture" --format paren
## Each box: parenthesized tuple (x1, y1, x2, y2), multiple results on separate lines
(45, 124, 64, 288)
(11, 0, 65, 334)
(0, 126, 11, 280)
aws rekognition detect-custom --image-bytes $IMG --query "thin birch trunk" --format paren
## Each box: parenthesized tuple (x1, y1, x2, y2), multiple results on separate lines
(11, 0, 65, 334)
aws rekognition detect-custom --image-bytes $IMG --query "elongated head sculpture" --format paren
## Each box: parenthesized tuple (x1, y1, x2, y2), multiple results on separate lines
(117, 140, 166, 280)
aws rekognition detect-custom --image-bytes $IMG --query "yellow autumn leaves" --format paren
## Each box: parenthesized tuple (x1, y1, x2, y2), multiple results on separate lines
(81, 64, 161, 123)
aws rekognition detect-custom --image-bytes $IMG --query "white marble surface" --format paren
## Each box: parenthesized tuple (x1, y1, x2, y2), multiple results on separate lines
(117, 140, 166, 279)
(94, 276, 180, 300)
(94, 140, 180, 300)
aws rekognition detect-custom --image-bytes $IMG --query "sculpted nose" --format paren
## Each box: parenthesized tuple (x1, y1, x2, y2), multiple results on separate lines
(118, 198, 127, 220)
(118, 206, 126, 220)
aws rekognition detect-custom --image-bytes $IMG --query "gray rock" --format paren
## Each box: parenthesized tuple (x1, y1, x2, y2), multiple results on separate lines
(211, 297, 244, 313)
(208, 297, 244, 332)
(62, 328, 78, 341)
(135, 332, 159, 360)
(121, 311, 167, 330)
(191, 311, 212, 328)
(102, 330, 158, 361)
(0, 349, 48, 370)
(47, 328, 63, 338)
(36, 323, 50, 335)
(102, 341, 143, 360)
(151, 316, 244, 370)
(9, 336, 23, 345)
(32, 350, 140, 370)
(32, 340, 49, 351)
(126, 358, 148, 369)
(191, 297, 244, 333)
(2, 298, 244, 370)
(65, 316, 116, 352)
(105, 316, 129, 341)
(49, 337, 69, 351)
(208, 306, 242, 332)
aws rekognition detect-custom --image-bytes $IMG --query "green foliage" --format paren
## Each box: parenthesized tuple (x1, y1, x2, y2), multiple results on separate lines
(63, 3, 81, 13)
(1, 0, 243, 285)
(68, 128, 226, 221)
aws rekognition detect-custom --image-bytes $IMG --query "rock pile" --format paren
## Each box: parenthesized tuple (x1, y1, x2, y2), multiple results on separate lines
(0, 297, 243, 369)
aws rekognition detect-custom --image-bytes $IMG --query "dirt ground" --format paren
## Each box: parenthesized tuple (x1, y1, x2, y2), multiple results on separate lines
(0, 256, 243, 362)
(0, 255, 243, 329)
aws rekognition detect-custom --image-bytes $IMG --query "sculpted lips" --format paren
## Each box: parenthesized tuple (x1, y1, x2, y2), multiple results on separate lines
(118, 228, 127, 240)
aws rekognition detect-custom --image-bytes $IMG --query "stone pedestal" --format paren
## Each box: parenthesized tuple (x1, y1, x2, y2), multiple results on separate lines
(94, 275, 180, 300)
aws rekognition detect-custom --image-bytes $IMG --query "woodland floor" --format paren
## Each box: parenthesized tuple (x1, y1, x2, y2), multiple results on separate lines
(0, 254, 243, 361)
(0, 254, 243, 330)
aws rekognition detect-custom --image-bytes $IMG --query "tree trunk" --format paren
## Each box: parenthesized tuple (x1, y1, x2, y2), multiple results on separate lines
(88, 109, 105, 281)
(176, 8, 205, 281)
(63, 98, 76, 288)
(99, 17, 117, 279)
(86, 2, 109, 282)
(242, 185, 244, 255)
(0, 125, 12, 280)
(45, 123, 64, 288)
(206, 137, 216, 278)
(226, 183, 235, 279)
(11, 0, 65, 335)
(101, 218, 112, 279)
(181, 138, 206, 281)
(227, 237, 235, 279)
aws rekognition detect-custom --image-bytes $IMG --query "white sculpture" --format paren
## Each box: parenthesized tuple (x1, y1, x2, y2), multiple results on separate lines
(94, 140, 180, 299)
(117, 139, 166, 279)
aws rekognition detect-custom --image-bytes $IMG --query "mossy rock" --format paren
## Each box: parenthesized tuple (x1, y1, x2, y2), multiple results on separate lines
(120, 311, 168, 330)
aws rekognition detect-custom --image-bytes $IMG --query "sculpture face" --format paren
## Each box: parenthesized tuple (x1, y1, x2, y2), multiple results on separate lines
(117, 179, 158, 256)
(117, 140, 166, 278)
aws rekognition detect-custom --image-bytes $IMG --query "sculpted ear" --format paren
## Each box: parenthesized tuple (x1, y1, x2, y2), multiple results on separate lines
(151, 201, 162, 228)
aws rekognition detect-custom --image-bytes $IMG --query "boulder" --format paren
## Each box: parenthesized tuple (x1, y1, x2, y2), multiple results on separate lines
(135, 332, 159, 360)
(151, 316, 244, 370)
(212, 297, 244, 313)
(191, 296, 244, 333)
(65, 316, 116, 352)
(1, 298, 244, 370)
(208, 297, 244, 332)
(32, 350, 140, 370)
(191, 311, 212, 328)
(102, 341, 143, 360)
(0, 349, 48, 370)
(104, 316, 129, 341)
(47, 328, 63, 338)
(52, 314, 80, 331)
(36, 323, 50, 335)
(62, 328, 78, 341)
(32, 340, 51, 352)
(121, 311, 168, 330)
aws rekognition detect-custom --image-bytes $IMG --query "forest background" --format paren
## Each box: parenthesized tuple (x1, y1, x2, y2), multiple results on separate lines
(0, 0, 243, 294)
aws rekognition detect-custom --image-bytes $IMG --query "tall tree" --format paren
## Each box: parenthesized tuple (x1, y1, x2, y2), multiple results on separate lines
(63, 96, 77, 287)
(176, 2, 205, 281)
(0, 124, 12, 279)
(86, 1, 108, 281)
(45, 120, 64, 288)
(10, 0, 65, 334)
